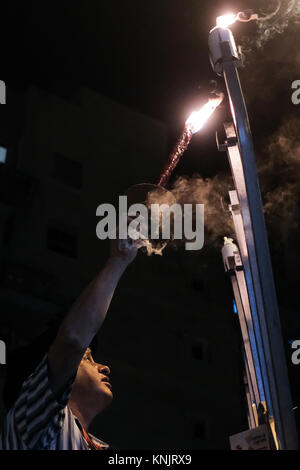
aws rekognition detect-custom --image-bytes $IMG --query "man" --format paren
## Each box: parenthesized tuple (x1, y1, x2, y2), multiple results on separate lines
(0, 229, 138, 450)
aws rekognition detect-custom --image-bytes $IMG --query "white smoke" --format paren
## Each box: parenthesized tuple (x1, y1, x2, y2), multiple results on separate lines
(241, 0, 300, 55)
(134, 174, 234, 257)
(258, 116, 300, 243)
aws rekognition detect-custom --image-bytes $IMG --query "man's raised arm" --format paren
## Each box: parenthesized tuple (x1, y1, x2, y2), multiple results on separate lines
(48, 233, 138, 396)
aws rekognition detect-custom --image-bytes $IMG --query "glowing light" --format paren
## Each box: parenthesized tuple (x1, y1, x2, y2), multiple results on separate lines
(216, 11, 259, 28)
(186, 94, 224, 134)
(216, 14, 237, 28)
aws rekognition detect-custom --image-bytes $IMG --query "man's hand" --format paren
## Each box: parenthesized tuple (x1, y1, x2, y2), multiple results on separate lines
(110, 237, 138, 266)
(109, 217, 139, 266)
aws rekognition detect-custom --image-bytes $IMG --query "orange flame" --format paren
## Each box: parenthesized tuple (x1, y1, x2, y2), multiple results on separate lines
(216, 11, 259, 28)
(216, 14, 237, 28)
(185, 94, 224, 134)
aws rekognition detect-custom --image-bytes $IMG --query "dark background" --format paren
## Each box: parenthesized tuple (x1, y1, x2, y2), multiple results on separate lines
(0, 0, 300, 449)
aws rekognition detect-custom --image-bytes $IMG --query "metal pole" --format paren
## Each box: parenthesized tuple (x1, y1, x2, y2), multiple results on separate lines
(209, 26, 298, 449)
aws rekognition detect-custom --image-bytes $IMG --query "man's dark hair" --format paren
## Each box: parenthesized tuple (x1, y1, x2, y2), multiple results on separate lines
(3, 321, 98, 412)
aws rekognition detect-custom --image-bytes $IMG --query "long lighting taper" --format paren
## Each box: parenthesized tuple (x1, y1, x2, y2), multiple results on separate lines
(157, 93, 224, 187)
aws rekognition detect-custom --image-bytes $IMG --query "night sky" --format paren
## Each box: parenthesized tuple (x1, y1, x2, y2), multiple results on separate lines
(2, 0, 300, 252)
(1, 0, 299, 174)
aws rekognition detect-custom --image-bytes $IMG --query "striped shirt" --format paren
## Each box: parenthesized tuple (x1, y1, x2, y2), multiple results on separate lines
(0, 354, 109, 450)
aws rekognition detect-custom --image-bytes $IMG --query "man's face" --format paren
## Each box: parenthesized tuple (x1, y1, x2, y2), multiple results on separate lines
(72, 348, 113, 412)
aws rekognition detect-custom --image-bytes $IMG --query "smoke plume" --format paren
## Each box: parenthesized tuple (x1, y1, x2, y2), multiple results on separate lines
(258, 116, 300, 242)
(135, 173, 234, 256)
(240, 0, 300, 57)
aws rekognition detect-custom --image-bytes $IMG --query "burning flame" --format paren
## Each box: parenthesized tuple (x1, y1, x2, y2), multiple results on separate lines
(216, 11, 259, 28)
(216, 14, 237, 28)
(186, 94, 224, 134)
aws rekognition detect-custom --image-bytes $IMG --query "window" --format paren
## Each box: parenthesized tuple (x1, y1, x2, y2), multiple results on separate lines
(191, 338, 209, 361)
(0, 146, 7, 164)
(52, 153, 82, 189)
(194, 420, 206, 440)
(3, 216, 13, 246)
(191, 341, 204, 360)
(47, 220, 78, 258)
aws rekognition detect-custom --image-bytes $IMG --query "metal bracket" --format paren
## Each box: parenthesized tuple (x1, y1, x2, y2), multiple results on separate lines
(216, 129, 237, 152)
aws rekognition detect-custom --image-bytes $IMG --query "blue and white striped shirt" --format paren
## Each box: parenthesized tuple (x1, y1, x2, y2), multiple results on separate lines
(0, 354, 109, 450)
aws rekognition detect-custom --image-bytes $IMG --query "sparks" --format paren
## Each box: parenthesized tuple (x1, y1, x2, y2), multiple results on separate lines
(157, 93, 224, 187)
(186, 93, 224, 134)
